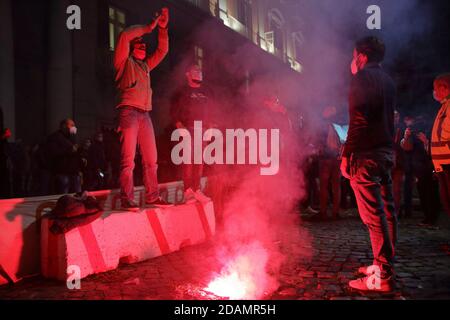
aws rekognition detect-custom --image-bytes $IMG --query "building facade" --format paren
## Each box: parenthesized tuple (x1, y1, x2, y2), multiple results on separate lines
(1, 0, 304, 145)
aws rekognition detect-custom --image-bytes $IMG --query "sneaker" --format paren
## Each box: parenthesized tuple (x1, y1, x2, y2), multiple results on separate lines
(357, 265, 377, 276)
(146, 197, 174, 208)
(349, 275, 394, 293)
(183, 188, 197, 204)
(121, 199, 140, 212)
(194, 189, 210, 203)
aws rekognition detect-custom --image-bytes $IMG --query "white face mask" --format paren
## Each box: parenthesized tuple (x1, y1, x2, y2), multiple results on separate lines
(191, 70, 203, 83)
(69, 126, 77, 135)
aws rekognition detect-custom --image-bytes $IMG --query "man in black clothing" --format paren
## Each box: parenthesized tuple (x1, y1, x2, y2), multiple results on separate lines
(170, 65, 213, 203)
(340, 37, 397, 292)
(47, 119, 83, 194)
(401, 117, 440, 225)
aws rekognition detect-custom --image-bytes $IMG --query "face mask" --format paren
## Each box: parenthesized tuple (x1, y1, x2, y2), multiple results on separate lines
(191, 70, 203, 83)
(133, 48, 146, 60)
(70, 126, 77, 135)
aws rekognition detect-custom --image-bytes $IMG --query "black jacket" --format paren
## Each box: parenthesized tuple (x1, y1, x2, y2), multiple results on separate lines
(343, 63, 396, 157)
(47, 131, 83, 175)
(170, 85, 213, 129)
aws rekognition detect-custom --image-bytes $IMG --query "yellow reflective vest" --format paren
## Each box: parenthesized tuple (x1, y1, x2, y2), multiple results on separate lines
(431, 97, 450, 172)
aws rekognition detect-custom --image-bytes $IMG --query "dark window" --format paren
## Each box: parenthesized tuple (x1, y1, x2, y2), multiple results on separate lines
(237, 0, 252, 27)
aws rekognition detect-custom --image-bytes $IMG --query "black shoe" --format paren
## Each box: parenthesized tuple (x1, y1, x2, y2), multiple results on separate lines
(121, 199, 140, 212)
(146, 197, 174, 208)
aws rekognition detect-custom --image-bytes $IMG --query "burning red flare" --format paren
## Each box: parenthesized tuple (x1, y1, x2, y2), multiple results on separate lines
(205, 271, 249, 300)
(204, 241, 276, 300)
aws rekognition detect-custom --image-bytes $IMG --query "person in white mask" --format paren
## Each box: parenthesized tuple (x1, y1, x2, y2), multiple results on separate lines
(170, 64, 214, 203)
(341, 36, 397, 293)
(46, 118, 83, 194)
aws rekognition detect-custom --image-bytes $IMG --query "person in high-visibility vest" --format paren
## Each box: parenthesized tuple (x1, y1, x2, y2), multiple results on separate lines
(431, 73, 450, 217)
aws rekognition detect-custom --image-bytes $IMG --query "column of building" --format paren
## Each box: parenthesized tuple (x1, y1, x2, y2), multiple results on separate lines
(46, 0, 73, 133)
(0, 0, 15, 140)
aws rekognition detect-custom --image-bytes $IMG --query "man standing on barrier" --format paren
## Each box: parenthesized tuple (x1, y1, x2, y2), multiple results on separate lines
(113, 7, 172, 211)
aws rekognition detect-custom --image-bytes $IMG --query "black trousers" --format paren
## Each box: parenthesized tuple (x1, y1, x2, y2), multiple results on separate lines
(319, 159, 341, 217)
(416, 171, 441, 223)
(437, 166, 450, 218)
(349, 151, 397, 275)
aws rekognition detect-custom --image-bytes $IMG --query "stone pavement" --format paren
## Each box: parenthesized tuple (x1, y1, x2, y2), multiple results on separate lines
(1, 210, 449, 300)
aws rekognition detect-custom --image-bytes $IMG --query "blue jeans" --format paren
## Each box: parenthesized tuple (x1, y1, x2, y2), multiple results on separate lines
(118, 107, 159, 203)
(350, 151, 397, 276)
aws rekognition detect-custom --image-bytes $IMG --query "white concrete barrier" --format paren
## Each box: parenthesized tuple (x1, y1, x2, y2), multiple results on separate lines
(0, 180, 197, 285)
(40, 198, 215, 281)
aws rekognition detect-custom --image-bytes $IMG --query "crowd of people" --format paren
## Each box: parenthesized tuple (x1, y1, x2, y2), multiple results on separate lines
(1, 98, 446, 230)
(301, 107, 443, 227)
(0, 119, 122, 198)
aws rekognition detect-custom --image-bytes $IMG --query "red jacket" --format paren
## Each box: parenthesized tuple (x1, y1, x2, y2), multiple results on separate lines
(114, 25, 169, 111)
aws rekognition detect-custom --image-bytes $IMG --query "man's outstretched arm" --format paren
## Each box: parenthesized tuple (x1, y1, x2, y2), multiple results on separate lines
(146, 8, 169, 71)
(113, 22, 158, 72)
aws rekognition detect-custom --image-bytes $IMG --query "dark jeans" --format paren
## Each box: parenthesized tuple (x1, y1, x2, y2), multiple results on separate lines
(437, 166, 450, 218)
(301, 157, 319, 208)
(403, 156, 414, 217)
(319, 159, 341, 217)
(183, 163, 203, 191)
(341, 178, 356, 209)
(118, 107, 159, 203)
(55, 174, 81, 194)
(350, 151, 397, 275)
(416, 172, 440, 223)
(39, 169, 52, 196)
(392, 167, 404, 216)
(182, 126, 205, 192)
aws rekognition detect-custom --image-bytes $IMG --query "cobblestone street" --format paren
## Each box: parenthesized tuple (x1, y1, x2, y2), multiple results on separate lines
(1, 210, 449, 300)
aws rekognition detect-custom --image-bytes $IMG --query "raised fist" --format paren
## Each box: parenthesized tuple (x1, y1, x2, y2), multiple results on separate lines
(158, 7, 169, 28)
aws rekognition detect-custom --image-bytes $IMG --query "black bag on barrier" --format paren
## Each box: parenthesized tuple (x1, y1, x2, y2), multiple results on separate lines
(48, 192, 103, 234)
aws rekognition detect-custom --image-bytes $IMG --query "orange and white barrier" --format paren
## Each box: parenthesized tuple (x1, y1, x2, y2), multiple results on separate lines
(41, 197, 215, 281)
